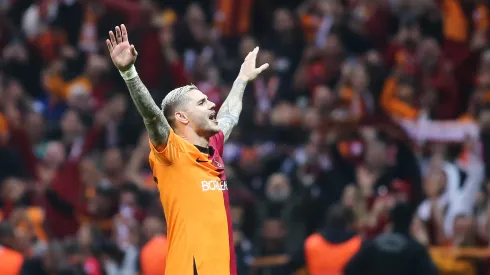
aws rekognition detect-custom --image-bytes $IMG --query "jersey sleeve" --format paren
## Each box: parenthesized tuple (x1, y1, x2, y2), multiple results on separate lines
(209, 131, 225, 157)
(148, 129, 186, 165)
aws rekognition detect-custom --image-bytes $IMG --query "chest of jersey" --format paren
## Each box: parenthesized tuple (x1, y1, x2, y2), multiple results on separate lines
(153, 147, 227, 214)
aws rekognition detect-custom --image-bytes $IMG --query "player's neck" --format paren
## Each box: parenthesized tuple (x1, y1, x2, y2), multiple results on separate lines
(191, 135, 209, 148)
(176, 128, 209, 148)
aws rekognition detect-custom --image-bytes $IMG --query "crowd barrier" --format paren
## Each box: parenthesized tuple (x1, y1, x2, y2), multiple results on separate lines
(250, 247, 490, 275)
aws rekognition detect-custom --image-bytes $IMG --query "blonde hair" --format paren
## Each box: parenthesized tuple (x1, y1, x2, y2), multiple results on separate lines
(161, 84, 198, 126)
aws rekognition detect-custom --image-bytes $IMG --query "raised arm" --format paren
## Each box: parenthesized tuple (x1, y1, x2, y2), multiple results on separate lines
(105, 24, 170, 147)
(217, 47, 269, 141)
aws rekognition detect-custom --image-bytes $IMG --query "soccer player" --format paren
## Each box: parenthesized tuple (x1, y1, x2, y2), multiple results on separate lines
(105, 24, 268, 275)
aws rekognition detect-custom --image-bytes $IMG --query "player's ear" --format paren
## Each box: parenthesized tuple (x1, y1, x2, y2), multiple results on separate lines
(175, 112, 189, 124)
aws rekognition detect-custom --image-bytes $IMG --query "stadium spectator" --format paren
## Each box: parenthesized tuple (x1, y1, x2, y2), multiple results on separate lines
(138, 215, 168, 275)
(1, 0, 490, 274)
(288, 204, 362, 275)
(0, 221, 25, 275)
(344, 203, 438, 275)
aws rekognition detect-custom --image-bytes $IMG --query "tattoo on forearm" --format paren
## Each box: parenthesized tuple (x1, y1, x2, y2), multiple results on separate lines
(217, 79, 247, 141)
(125, 76, 170, 146)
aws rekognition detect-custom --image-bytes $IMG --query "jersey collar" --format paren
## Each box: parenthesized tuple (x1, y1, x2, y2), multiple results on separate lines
(194, 145, 214, 156)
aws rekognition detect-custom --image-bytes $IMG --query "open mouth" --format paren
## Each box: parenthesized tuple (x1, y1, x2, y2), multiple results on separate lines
(208, 111, 217, 123)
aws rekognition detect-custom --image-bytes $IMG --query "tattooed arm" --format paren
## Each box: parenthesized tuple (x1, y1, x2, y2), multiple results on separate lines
(125, 76, 171, 147)
(217, 46, 269, 141)
(217, 79, 247, 141)
(106, 24, 170, 147)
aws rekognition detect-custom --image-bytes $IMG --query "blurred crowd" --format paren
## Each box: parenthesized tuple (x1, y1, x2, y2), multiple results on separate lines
(2, 0, 490, 274)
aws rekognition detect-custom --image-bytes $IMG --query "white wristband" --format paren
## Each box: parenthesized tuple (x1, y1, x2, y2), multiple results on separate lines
(119, 65, 138, 81)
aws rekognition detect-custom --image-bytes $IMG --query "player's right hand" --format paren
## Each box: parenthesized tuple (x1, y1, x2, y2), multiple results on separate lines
(106, 24, 138, 72)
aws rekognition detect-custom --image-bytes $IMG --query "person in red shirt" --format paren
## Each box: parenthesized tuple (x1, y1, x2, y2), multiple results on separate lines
(105, 24, 268, 275)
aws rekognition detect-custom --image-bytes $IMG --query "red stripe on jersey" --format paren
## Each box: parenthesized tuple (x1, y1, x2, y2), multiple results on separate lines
(222, 188, 237, 275)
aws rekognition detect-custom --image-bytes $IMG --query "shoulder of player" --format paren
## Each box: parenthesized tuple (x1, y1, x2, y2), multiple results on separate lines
(149, 143, 202, 166)
(150, 129, 195, 158)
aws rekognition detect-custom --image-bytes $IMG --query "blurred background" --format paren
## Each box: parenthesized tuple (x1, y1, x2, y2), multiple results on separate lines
(2, 0, 490, 274)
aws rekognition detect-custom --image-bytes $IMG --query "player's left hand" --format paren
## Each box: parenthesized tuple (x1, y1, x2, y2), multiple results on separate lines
(238, 47, 269, 82)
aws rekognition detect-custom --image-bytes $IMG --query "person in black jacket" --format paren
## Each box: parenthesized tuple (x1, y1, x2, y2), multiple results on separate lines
(343, 203, 438, 275)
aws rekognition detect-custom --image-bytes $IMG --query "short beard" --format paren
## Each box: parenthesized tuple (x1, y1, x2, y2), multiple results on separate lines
(196, 126, 219, 139)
